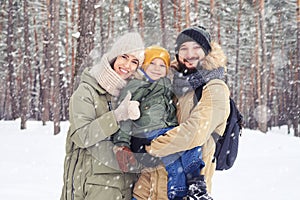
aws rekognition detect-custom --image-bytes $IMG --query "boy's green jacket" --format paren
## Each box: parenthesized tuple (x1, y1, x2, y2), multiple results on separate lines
(113, 70, 178, 147)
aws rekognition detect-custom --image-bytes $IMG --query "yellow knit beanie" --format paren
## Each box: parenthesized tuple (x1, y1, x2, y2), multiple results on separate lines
(142, 45, 170, 73)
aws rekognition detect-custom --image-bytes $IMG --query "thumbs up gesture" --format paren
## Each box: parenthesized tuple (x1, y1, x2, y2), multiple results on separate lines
(113, 92, 140, 122)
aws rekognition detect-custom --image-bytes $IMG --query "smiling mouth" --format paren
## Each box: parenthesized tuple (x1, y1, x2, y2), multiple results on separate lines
(151, 72, 162, 76)
(120, 68, 129, 74)
(184, 58, 198, 64)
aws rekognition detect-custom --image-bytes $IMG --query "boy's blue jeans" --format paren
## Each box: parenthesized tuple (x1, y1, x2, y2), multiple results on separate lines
(144, 127, 205, 199)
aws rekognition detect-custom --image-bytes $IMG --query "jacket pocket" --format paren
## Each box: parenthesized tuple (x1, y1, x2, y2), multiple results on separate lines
(92, 158, 120, 174)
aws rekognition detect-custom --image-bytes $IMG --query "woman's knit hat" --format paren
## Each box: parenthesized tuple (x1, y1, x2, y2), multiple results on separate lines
(175, 26, 212, 55)
(107, 32, 145, 66)
(89, 32, 145, 96)
(141, 45, 170, 73)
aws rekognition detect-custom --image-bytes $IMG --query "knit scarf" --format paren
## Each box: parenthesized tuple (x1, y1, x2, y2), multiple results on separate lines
(89, 53, 127, 96)
(173, 67, 225, 97)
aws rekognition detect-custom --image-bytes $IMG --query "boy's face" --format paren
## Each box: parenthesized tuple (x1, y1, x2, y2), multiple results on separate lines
(145, 58, 167, 80)
(178, 41, 206, 69)
(113, 54, 139, 80)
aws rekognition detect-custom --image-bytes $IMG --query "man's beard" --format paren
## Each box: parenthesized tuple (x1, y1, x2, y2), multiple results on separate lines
(176, 54, 199, 75)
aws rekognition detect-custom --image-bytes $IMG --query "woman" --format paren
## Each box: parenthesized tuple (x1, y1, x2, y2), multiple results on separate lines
(60, 32, 145, 200)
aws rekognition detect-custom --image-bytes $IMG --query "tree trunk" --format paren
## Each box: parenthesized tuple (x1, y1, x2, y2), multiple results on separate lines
(138, 0, 144, 39)
(236, 0, 242, 106)
(160, 0, 167, 46)
(73, 0, 96, 90)
(99, 5, 105, 54)
(111, 0, 115, 38)
(20, 0, 31, 130)
(6, 0, 18, 120)
(70, 0, 77, 93)
(185, 0, 190, 28)
(0, 1, 4, 35)
(50, 0, 61, 135)
(2, 77, 9, 119)
(253, 0, 262, 131)
(269, 29, 277, 129)
(31, 14, 41, 120)
(0, 1, 5, 119)
(128, 0, 134, 31)
(278, 10, 288, 128)
(287, 52, 294, 134)
(295, 0, 300, 137)
(217, 16, 221, 44)
(63, 0, 70, 120)
(178, 0, 182, 32)
(108, 0, 112, 38)
(251, 0, 259, 129)
(258, 0, 268, 133)
(35, 4, 43, 121)
(42, 0, 51, 125)
(249, 48, 257, 129)
(210, 0, 216, 39)
(193, 0, 199, 24)
(172, 0, 179, 32)
(290, 53, 298, 136)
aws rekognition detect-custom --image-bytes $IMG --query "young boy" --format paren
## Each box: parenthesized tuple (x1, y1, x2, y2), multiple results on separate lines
(113, 46, 208, 199)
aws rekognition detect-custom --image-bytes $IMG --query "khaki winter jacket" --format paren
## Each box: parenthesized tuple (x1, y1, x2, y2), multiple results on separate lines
(60, 68, 137, 200)
(147, 79, 230, 193)
(146, 41, 230, 194)
(133, 165, 168, 200)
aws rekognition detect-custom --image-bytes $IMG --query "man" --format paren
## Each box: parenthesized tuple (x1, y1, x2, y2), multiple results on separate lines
(147, 26, 230, 199)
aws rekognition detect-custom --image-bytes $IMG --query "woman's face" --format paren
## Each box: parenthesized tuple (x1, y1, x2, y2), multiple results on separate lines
(145, 58, 167, 80)
(178, 41, 206, 69)
(113, 54, 139, 80)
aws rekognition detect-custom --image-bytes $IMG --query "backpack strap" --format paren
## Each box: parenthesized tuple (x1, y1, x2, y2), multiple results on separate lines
(194, 83, 224, 143)
(211, 132, 220, 143)
(194, 83, 220, 143)
(194, 83, 206, 105)
(211, 131, 220, 164)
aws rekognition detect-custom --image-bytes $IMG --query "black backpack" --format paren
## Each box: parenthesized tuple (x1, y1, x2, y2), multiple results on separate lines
(194, 83, 243, 171)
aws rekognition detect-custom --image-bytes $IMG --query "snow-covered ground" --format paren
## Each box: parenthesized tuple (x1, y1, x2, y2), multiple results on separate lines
(0, 119, 299, 200)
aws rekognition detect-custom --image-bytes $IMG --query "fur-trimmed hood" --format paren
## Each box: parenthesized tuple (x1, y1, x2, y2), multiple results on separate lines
(201, 41, 227, 71)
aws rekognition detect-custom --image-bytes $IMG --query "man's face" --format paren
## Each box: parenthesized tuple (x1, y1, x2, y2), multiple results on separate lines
(178, 41, 206, 69)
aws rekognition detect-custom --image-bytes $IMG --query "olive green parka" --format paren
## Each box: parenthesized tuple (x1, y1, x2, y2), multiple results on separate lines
(60, 69, 137, 200)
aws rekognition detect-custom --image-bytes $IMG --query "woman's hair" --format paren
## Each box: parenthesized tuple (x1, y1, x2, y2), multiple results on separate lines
(109, 57, 117, 68)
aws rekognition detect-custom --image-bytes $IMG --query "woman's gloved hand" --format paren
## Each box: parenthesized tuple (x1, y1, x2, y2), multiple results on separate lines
(113, 92, 140, 122)
(113, 146, 137, 172)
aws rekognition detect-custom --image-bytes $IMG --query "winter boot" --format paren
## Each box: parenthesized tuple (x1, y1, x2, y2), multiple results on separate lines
(185, 175, 213, 200)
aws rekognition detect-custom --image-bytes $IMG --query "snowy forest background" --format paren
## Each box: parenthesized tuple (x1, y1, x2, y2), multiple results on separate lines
(0, 0, 299, 136)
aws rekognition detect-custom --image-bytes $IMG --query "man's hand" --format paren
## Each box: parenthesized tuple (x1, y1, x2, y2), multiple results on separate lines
(113, 146, 137, 172)
(145, 145, 156, 156)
